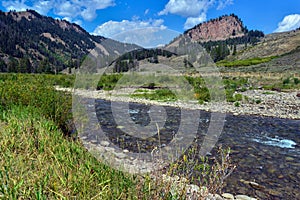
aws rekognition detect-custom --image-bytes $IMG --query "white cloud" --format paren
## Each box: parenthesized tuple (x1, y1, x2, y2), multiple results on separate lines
(275, 14, 300, 32)
(144, 9, 149, 15)
(159, 0, 234, 30)
(92, 19, 166, 37)
(55, 1, 81, 18)
(217, 0, 233, 10)
(32, 1, 53, 15)
(159, 0, 213, 17)
(184, 12, 206, 29)
(1, 0, 115, 21)
(61, 16, 82, 26)
(92, 19, 176, 48)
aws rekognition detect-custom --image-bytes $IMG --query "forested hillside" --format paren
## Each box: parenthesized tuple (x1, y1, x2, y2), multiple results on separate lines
(0, 10, 137, 73)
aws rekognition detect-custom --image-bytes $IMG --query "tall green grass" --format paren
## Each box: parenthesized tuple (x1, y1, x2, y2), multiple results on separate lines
(0, 73, 74, 136)
(0, 105, 138, 199)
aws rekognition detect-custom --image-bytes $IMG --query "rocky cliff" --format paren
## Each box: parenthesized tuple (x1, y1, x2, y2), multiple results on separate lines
(185, 14, 246, 42)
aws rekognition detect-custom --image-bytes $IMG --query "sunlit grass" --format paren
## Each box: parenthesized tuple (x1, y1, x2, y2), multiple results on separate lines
(216, 56, 277, 67)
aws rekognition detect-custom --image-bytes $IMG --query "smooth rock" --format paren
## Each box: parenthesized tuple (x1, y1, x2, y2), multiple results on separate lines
(114, 152, 127, 159)
(235, 194, 257, 200)
(100, 141, 110, 147)
(105, 147, 115, 152)
(123, 149, 129, 153)
(90, 139, 98, 144)
(222, 193, 235, 199)
(205, 193, 223, 200)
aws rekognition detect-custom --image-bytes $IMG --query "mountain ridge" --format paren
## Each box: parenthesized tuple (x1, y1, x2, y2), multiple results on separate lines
(0, 9, 138, 73)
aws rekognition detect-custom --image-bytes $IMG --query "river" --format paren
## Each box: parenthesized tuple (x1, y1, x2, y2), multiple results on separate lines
(92, 99, 299, 199)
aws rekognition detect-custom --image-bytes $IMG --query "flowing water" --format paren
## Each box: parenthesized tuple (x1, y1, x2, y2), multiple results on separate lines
(94, 99, 300, 199)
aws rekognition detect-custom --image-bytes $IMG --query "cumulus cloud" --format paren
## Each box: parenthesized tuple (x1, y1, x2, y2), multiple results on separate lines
(159, 0, 213, 17)
(217, 0, 233, 10)
(184, 12, 206, 29)
(159, 0, 234, 29)
(274, 14, 300, 32)
(92, 19, 166, 37)
(1, 0, 115, 21)
(92, 19, 177, 48)
(32, 1, 53, 15)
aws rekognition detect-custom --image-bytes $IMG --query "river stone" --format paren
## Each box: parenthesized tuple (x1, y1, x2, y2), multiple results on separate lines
(235, 194, 257, 200)
(95, 146, 106, 154)
(81, 136, 87, 140)
(205, 193, 223, 200)
(90, 139, 98, 144)
(100, 141, 110, 147)
(123, 149, 129, 153)
(222, 193, 234, 199)
(285, 156, 294, 161)
(105, 147, 115, 152)
(114, 152, 127, 159)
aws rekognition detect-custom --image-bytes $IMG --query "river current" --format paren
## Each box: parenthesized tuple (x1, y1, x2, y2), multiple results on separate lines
(93, 99, 299, 199)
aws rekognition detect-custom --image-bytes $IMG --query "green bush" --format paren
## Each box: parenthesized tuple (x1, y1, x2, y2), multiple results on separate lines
(283, 77, 290, 85)
(234, 101, 240, 107)
(293, 78, 299, 85)
(97, 73, 123, 90)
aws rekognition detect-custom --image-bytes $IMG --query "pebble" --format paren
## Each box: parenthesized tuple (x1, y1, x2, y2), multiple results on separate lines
(123, 149, 129, 153)
(100, 141, 110, 147)
(104, 147, 115, 152)
(90, 139, 98, 144)
(114, 152, 127, 159)
(222, 193, 235, 199)
(235, 194, 257, 200)
(205, 193, 223, 200)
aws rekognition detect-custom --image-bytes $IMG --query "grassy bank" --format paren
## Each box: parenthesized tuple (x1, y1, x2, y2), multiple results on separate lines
(0, 74, 139, 199)
(0, 105, 138, 199)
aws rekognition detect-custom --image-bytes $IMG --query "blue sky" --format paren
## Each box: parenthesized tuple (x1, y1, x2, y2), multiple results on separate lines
(1, 0, 300, 39)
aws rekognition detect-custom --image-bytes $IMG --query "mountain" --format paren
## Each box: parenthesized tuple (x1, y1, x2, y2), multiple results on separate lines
(0, 10, 138, 73)
(185, 14, 246, 42)
(168, 14, 265, 62)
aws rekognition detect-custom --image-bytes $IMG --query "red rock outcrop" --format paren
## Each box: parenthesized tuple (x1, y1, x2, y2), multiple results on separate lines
(186, 15, 245, 42)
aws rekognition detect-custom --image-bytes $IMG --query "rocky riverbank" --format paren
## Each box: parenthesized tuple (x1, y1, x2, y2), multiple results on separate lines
(57, 86, 300, 119)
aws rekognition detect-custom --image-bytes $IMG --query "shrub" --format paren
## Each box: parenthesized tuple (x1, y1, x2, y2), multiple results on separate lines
(294, 77, 299, 85)
(234, 101, 240, 107)
(283, 77, 290, 85)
